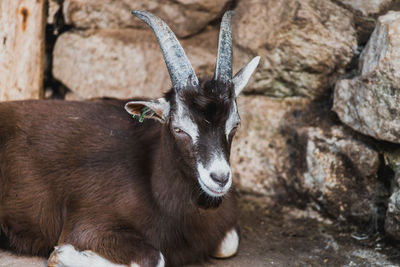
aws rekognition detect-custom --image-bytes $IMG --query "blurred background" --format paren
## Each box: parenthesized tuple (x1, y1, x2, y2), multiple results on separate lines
(3, 0, 400, 266)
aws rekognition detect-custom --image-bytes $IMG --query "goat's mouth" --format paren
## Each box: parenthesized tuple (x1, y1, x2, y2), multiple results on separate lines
(196, 158, 232, 197)
(198, 177, 229, 197)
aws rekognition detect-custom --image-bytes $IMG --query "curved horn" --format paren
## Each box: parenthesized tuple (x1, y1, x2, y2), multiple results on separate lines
(214, 11, 234, 83)
(132, 10, 199, 90)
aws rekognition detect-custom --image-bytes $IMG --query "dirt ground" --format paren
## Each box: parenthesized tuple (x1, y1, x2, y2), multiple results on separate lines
(1, 195, 400, 267)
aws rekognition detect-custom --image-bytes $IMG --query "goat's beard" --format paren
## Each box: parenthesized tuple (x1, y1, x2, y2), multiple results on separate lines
(196, 191, 222, 209)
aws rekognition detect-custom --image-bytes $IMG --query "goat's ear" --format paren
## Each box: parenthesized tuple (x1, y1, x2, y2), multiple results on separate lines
(232, 56, 260, 97)
(125, 98, 170, 123)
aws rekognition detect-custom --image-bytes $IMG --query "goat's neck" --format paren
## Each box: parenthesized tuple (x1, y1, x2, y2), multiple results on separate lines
(150, 129, 198, 217)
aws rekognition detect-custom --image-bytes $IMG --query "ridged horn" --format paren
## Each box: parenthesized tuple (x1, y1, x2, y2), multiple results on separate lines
(214, 11, 234, 83)
(132, 10, 199, 90)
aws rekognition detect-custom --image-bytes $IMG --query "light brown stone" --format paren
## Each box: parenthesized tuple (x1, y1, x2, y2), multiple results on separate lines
(280, 112, 380, 221)
(233, 0, 357, 98)
(337, 0, 394, 16)
(333, 11, 400, 143)
(52, 27, 218, 100)
(62, 0, 229, 37)
(232, 96, 380, 221)
(295, 125, 379, 221)
(337, 0, 400, 45)
(231, 96, 310, 197)
(0, 0, 46, 101)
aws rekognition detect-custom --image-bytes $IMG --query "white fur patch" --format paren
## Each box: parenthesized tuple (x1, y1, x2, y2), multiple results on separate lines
(156, 252, 165, 267)
(48, 244, 128, 267)
(197, 153, 232, 197)
(212, 228, 239, 258)
(48, 244, 142, 267)
(174, 95, 199, 143)
(155, 98, 170, 119)
(225, 101, 240, 137)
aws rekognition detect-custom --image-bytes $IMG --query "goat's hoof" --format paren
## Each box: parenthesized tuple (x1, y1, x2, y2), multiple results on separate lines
(47, 245, 65, 267)
(47, 244, 92, 267)
(47, 244, 144, 267)
(212, 228, 239, 258)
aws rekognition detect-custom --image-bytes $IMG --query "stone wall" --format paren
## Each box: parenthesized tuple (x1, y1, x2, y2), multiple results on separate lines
(3, 0, 400, 241)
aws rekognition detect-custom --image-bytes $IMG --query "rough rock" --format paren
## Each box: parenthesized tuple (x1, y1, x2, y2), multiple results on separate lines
(292, 125, 379, 221)
(336, 0, 400, 45)
(385, 188, 400, 241)
(383, 148, 400, 241)
(233, 0, 357, 98)
(385, 172, 400, 241)
(336, 0, 394, 16)
(231, 96, 310, 197)
(62, 0, 229, 37)
(333, 11, 400, 143)
(280, 107, 380, 222)
(232, 96, 379, 222)
(53, 27, 218, 100)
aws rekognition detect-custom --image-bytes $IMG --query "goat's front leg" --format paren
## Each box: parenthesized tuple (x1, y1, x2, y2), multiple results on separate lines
(48, 244, 138, 267)
(212, 227, 240, 258)
(47, 224, 164, 267)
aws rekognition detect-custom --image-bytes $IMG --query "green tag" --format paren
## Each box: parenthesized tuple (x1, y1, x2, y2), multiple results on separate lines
(139, 107, 151, 123)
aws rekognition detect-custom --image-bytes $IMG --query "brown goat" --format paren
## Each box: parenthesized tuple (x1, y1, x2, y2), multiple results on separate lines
(0, 10, 259, 267)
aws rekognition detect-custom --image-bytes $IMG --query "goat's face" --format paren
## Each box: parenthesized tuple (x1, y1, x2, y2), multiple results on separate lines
(125, 10, 260, 201)
(125, 72, 258, 199)
(167, 81, 239, 197)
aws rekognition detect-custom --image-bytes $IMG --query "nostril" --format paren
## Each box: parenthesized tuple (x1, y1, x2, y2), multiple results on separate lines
(210, 172, 229, 187)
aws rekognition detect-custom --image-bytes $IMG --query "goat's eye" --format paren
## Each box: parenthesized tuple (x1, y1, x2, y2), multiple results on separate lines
(232, 123, 240, 132)
(230, 127, 238, 134)
(174, 127, 185, 134)
(229, 123, 240, 136)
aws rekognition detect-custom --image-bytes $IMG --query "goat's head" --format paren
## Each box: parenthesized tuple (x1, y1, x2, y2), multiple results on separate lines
(125, 11, 259, 202)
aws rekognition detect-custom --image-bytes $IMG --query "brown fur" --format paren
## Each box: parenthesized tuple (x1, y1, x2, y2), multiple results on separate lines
(0, 94, 238, 266)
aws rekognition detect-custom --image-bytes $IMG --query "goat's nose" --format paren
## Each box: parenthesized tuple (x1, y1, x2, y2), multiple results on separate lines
(210, 172, 229, 187)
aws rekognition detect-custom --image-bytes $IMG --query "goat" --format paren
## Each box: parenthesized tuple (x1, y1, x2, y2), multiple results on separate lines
(0, 10, 259, 267)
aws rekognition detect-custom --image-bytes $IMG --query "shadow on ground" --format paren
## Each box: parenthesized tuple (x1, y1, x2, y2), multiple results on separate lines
(1, 194, 400, 267)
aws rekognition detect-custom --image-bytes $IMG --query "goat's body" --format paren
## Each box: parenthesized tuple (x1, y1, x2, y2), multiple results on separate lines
(0, 9, 260, 266)
(0, 100, 237, 266)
